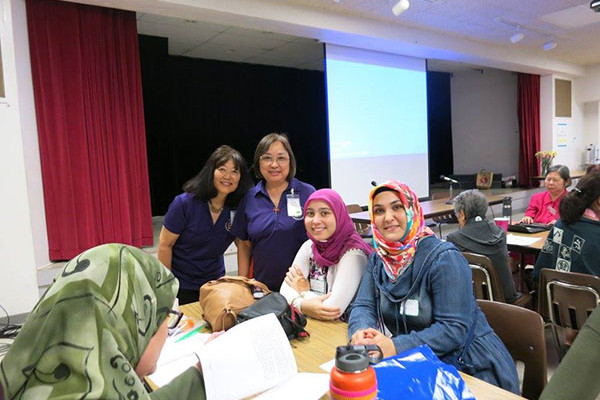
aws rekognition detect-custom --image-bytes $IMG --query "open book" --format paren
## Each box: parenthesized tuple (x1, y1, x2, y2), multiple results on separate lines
(150, 313, 329, 400)
(200, 313, 297, 400)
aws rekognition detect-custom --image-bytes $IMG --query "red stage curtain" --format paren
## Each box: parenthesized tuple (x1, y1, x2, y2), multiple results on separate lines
(27, 0, 153, 260)
(517, 73, 541, 188)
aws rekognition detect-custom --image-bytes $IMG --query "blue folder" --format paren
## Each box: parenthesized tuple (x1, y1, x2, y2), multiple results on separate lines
(373, 344, 475, 400)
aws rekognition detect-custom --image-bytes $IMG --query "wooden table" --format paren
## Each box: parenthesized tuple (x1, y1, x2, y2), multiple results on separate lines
(506, 230, 549, 291)
(506, 230, 548, 254)
(180, 303, 526, 400)
(350, 193, 509, 223)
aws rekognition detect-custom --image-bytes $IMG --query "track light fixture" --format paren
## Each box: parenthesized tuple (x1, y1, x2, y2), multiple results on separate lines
(392, 0, 410, 16)
(542, 38, 557, 51)
(510, 26, 524, 43)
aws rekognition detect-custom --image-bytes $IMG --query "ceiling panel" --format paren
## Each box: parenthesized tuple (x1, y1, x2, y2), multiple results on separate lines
(135, 0, 600, 69)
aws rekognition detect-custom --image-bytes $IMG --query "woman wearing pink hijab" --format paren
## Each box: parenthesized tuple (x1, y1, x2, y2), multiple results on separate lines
(280, 189, 372, 320)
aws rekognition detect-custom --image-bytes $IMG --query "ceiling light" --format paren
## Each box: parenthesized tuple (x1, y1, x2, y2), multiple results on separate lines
(510, 32, 524, 43)
(509, 26, 524, 43)
(392, 0, 410, 16)
(543, 39, 557, 51)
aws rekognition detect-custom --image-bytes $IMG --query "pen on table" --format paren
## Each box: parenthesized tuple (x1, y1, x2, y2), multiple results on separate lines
(175, 322, 207, 343)
(169, 318, 193, 337)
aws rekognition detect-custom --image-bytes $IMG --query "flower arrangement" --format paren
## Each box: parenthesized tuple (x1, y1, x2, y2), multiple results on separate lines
(535, 150, 557, 176)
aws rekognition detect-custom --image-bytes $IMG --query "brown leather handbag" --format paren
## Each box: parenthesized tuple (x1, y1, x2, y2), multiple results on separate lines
(199, 276, 270, 331)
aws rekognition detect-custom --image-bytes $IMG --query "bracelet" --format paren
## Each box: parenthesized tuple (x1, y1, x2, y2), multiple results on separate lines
(291, 295, 304, 310)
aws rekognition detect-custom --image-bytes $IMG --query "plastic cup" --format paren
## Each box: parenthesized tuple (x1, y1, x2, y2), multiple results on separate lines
(494, 217, 509, 232)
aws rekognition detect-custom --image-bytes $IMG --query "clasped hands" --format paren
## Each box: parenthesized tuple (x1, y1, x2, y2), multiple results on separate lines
(351, 328, 397, 359)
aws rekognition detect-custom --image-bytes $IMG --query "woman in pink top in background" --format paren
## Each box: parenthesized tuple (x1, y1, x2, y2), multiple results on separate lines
(520, 165, 571, 225)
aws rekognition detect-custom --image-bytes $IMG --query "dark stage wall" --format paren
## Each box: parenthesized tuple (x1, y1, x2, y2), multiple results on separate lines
(139, 35, 329, 215)
(427, 71, 454, 184)
(139, 35, 453, 213)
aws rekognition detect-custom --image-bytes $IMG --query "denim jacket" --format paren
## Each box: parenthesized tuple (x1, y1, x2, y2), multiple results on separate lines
(348, 236, 519, 392)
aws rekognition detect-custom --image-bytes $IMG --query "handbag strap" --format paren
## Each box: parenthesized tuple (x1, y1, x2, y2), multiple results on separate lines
(455, 306, 479, 368)
(285, 305, 309, 339)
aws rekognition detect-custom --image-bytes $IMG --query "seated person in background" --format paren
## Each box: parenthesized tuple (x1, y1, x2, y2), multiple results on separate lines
(539, 304, 600, 400)
(280, 189, 372, 320)
(534, 170, 600, 280)
(0, 244, 207, 400)
(520, 165, 571, 225)
(348, 181, 519, 393)
(447, 190, 519, 303)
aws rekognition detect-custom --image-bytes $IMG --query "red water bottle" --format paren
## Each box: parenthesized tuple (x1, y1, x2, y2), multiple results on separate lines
(330, 345, 382, 400)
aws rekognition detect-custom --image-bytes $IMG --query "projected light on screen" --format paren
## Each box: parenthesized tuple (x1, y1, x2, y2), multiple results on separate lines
(325, 44, 429, 205)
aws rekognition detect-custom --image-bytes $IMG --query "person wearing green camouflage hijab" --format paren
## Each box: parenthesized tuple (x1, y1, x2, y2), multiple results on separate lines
(0, 243, 206, 399)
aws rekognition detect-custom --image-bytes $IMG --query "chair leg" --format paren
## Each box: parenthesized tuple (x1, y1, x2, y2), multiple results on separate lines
(549, 323, 565, 361)
(438, 224, 443, 238)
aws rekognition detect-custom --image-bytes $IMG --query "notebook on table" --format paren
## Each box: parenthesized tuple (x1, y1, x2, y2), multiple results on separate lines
(508, 223, 552, 234)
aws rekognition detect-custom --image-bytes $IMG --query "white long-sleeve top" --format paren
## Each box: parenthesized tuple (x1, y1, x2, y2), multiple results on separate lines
(280, 239, 368, 314)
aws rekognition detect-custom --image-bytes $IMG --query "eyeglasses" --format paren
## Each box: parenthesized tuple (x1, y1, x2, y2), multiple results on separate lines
(167, 309, 184, 329)
(260, 154, 289, 165)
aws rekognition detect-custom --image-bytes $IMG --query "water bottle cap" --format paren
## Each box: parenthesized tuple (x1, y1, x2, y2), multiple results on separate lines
(335, 352, 370, 372)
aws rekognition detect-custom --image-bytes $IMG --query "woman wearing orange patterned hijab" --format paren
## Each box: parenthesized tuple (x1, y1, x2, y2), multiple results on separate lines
(348, 180, 519, 394)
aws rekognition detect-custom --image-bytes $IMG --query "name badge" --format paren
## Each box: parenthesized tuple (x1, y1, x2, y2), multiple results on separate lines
(310, 274, 327, 295)
(400, 299, 419, 317)
(287, 193, 302, 218)
(548, 206, 557, 215)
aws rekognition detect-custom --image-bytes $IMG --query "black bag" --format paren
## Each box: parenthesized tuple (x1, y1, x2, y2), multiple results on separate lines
(237, 292, 309, 340)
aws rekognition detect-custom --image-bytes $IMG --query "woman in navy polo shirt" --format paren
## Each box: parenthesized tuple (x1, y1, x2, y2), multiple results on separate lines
(232, 133, 316, 290)
(158, 145, 253, 305)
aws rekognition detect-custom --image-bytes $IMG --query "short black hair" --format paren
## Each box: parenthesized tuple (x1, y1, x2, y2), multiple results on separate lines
(182, 145, 253, 208)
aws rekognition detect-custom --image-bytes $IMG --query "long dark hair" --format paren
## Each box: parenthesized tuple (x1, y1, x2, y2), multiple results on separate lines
(559, 170, 600, 224)
(182, 145, 253, 207)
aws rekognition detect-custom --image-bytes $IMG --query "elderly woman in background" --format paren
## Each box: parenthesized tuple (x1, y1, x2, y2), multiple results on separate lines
(446, 190, 519, 303)
(534, 170, 600, 280)
(158, 145, 253, 305)
(0, 244, 207, 399)
(520, 164, 571, 225)
(232, 133, 315, 291)
(348, 180, 519, 393)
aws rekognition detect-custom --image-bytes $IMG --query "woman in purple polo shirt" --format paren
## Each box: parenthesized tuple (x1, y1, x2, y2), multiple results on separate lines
(158, 145, 253, 305)
(232, 133, 316, 291)
(520, 165, 571, 225)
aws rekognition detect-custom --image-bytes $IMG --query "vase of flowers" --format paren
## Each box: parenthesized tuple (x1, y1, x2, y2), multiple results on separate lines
(535, 151, 557, 176)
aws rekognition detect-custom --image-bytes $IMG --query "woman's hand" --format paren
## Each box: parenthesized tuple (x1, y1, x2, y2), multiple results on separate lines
(301, 293, 341, 320)
(519, 216, 534, 224)
(284, 266, 310, 293)
(548, 219, 557, 225)
(351, 328, 397, 358)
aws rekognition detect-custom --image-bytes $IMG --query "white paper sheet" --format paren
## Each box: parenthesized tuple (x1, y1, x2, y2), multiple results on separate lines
(319, 359, 335, 373)
(253, 373, 330, 400)
(147, 331, 210, 386)
(506, 234, 544, 247)
(148, 354, 200, 387)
